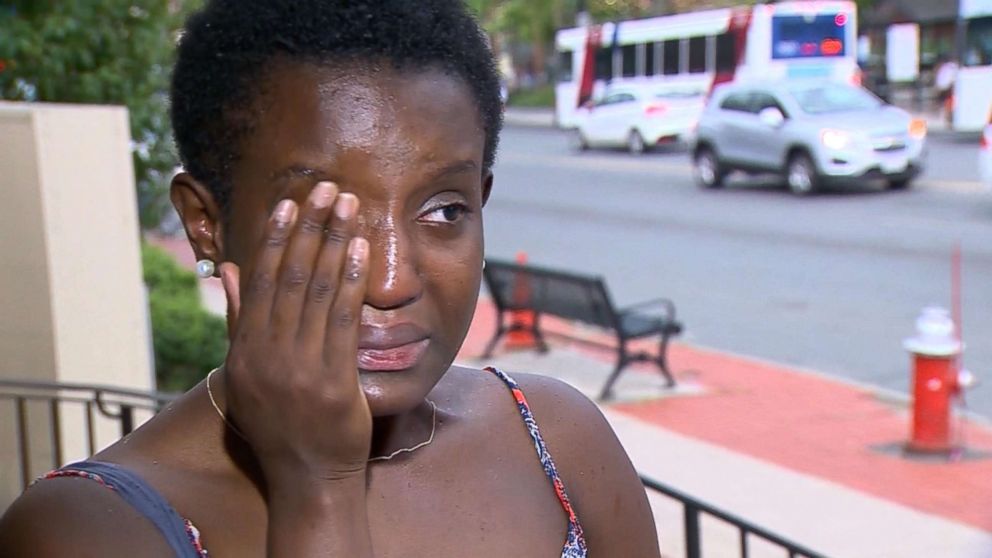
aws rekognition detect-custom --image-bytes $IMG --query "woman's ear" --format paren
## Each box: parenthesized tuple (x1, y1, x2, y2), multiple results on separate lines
(170, 172, 225, 275)
(481, 172, 494, 208)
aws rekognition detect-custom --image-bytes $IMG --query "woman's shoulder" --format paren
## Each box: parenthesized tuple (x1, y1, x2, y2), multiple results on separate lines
(445, 365, 598, 419)
(442, 365, 623, 463)
(0, 385, 225, 557)
(450, 366, 660, 556)
(0, 470, 177, 557)
(497, 370, 618, 456)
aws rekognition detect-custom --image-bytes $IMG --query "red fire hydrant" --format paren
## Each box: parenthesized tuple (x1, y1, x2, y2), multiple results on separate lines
(903, 307, 975, 454)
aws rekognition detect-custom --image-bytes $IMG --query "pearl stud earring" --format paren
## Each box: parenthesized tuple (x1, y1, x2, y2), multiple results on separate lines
(196, 259, 215, 278)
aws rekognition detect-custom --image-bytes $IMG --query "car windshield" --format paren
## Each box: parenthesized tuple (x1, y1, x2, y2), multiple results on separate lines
(788, 84, 880, 114)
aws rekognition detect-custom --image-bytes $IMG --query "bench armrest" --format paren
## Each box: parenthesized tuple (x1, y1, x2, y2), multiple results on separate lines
(620, 298, 677, 320)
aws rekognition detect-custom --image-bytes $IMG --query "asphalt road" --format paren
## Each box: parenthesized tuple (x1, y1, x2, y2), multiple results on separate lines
(483, 126, 992, 419)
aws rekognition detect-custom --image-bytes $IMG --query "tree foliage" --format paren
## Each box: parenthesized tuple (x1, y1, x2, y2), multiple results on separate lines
(467, 0, 654, 75)
(0, 0, 202, 229)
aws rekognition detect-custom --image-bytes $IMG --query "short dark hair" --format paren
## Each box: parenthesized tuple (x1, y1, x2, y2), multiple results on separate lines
(170, 0, 503, 212)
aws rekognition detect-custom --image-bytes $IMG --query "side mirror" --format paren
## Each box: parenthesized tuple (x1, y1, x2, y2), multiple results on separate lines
(758, 107, 785, 128)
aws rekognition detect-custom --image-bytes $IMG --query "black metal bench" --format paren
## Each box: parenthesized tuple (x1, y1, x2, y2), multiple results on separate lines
(481, 258, 683, 400)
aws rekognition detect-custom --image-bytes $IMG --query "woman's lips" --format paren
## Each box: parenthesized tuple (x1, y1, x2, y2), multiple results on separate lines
(357, 339, 429, 372)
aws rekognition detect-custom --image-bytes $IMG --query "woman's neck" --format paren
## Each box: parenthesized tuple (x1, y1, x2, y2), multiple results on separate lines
(368, 398, 438, 462)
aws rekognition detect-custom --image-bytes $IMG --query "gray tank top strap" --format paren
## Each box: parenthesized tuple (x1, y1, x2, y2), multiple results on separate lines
(51, 460, 203, 557)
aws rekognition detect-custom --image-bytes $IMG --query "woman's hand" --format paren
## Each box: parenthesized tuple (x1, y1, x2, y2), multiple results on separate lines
(218, 181, 372, 484)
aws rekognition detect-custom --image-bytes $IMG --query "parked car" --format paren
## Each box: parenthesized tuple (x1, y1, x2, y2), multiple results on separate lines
(692, 81, 927, 195)
(572, 85, 705, 154)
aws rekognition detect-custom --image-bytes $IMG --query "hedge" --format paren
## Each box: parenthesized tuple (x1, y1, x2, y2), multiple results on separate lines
(142, 243, 228, 392)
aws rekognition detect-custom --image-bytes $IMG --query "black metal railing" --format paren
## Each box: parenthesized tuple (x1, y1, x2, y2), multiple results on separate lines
(0, 378, 177, 490)
(641, 475, 828, 558)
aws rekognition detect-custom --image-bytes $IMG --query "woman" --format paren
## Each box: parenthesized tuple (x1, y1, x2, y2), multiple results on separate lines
(0, 1, 659, 556)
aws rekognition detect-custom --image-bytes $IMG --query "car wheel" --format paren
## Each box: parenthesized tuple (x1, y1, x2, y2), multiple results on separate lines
(571, 129, 589, 152)
(888, 177, 912, 190)
(786, 152, 819, 196)
(627, 129, 646, 155)
(694, 147, 724, 189)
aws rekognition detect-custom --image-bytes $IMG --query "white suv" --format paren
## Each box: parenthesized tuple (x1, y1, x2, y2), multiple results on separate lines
(692, 81, 927, 195)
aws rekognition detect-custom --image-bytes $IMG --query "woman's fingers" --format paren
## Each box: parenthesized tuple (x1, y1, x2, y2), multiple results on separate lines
(237, 199, 298, 328)
(323, 237, 370, 373)
(269, 182, 340, 332)
(219, 262, 242, 331)
(298, 193, 360, 346)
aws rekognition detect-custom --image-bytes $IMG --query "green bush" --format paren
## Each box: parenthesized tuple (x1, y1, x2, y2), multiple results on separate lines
(507, 84, 555, 108)
(142, 243, 227, 392)
(142, 243, 199, 299)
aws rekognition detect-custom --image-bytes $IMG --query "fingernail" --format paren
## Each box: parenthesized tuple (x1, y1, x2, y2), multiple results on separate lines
(334, 193, 357, 220)
(274, 199, 294, 223)
(311, 181, 337, 209)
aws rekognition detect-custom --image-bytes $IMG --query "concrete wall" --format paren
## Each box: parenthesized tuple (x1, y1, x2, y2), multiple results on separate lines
(0, 102, 154, 506)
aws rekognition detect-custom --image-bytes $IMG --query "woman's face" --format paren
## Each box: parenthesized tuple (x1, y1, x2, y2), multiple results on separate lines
(220, 62, 490, 415)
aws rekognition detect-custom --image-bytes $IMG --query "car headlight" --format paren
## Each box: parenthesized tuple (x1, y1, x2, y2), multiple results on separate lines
(820, 129, 851, 150)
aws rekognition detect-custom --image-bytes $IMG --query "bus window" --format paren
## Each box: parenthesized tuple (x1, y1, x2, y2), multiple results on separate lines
(688, 36, 707, 73)
(557, 50, 574, 83)
(622, 44, 637, 77)
(772, 14, 847, 59)
(595, 47, 613, 80)
(645, 42, 657, 76)
(716, 32, 737, 73)
(663, 38, 680, 75)
(964, 16, 992, 67)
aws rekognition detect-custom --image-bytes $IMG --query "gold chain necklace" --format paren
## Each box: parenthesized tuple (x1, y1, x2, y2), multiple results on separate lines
(205, 368, 437, 463)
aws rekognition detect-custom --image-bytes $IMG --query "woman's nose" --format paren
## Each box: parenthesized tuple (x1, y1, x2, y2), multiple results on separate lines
(361, 216, 422, 310)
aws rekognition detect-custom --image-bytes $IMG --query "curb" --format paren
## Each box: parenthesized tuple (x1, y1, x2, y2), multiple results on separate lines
(502, 107, 555, 129)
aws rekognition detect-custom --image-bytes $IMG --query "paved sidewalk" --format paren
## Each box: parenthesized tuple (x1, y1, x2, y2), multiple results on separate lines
(503, 106, 556, 128)
(458, 299, 992, 558)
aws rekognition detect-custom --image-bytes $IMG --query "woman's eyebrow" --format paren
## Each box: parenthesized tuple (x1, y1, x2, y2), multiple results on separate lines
(424, 160, 477, 182)
(267, 160, 477, 186)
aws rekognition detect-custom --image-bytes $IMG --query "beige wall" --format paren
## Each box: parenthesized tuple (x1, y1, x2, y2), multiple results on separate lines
(0, 108, 58, 378)
(0, 102, 154, 505)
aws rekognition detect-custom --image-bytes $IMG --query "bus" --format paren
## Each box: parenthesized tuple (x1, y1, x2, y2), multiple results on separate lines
(954, 0, 992, 131)
(554, 1, 858, 128)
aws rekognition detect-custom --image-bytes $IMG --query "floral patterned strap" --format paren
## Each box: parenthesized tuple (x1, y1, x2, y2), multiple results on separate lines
(485, 367, 588, 558)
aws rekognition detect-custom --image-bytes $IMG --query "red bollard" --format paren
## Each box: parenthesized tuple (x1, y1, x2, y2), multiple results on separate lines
(903, 307, 970, 454)
(504, 251, 536, 350)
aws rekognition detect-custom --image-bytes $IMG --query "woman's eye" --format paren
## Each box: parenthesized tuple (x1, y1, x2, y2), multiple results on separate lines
(420, 203, 469, 224)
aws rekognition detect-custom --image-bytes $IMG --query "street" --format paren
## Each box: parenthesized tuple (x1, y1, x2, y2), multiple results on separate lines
(484, 125, 992, 418)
